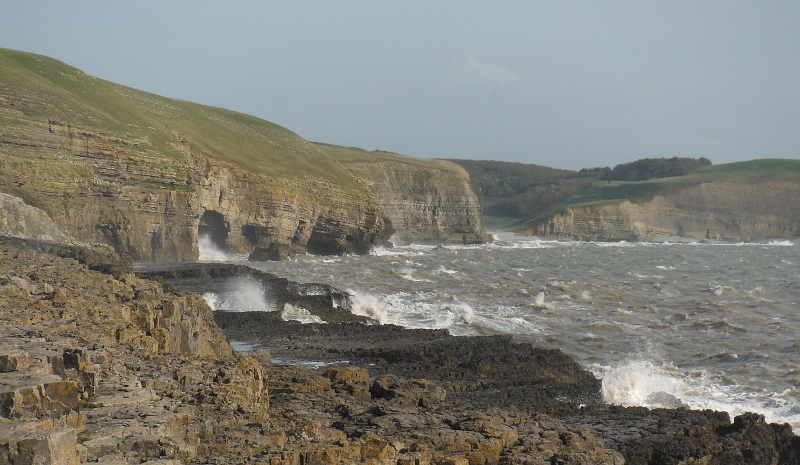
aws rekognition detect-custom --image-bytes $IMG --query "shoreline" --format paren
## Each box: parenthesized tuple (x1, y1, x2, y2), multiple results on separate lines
(2, 238, 799, 464)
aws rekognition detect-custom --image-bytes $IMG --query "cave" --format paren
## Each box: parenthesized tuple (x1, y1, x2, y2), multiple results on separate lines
(241, 224, 270, 247)
(306, 227, 345, 256)
(198, 210, 230, 252)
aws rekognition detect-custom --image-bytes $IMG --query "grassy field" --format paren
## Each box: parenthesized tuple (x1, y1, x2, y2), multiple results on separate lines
(0, 48, 361, 189)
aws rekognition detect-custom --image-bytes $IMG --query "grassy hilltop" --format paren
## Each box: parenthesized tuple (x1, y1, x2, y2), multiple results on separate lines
(0, 48, 360, 190)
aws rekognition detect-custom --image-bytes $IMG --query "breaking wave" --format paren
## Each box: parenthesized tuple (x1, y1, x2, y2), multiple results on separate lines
(594, 358, 800, 429)
(281, 303, 326, 324)
(202, 277, 274, 312)
(198, 234, 231, 262)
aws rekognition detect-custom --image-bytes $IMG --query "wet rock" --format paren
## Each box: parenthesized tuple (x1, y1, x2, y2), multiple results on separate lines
(249, 243, 296, 261)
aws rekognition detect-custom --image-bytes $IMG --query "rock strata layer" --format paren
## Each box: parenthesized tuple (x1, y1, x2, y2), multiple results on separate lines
(1, 49, 488, 262)
(317, 145, 490, 245)
(532, 180, 800, 242)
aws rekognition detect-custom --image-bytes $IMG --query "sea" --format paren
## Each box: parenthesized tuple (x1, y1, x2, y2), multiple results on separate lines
(198, 233, 800, 430)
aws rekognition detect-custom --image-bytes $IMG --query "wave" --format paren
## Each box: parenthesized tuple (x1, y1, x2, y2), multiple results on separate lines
(370, 246, 423, 257)
(346, 290, 390, 324)
(281, 303, 326, 324)
(198, 234, 230, 261)
(201, 277, 275, 312)
(594, 358, 800, 429)
(345, 289, 480, 333)
(197, 234, 247, 262)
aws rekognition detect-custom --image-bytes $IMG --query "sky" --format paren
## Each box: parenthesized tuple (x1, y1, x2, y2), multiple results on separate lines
(2, 2, 799, 170)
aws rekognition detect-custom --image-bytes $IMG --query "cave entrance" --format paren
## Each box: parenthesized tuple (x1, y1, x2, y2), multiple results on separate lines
(306, 227, 343, 256)
(198, 210, 230, 252)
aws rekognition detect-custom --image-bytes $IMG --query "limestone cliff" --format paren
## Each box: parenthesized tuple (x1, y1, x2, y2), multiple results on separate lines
(532, 175, 800, 242)
(0, 192, 76, 244)
(316, 144, 490, 245)
(0, 49, 385, 260)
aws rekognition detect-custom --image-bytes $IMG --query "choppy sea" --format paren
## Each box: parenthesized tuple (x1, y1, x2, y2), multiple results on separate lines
(199, 233, 800, 430)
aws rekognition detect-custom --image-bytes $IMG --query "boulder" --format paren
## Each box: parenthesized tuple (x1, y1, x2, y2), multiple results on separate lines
(320, 366, 371, 400)
(0, 428, 80, 465)
(0, 351, 32, 372)
(370, 374, 446, 407)
(249, 243, 296, 261)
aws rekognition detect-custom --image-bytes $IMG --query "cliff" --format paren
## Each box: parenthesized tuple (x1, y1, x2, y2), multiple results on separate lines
(529, 160, 800, 242)
(0, 48, 387, 260)
(316, 144, 490, 245)
(0, 49, 486, 261)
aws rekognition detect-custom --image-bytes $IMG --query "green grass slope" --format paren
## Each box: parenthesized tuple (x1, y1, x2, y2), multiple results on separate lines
(317, 143, 467, 174)
(0, 48, 359, 189)
(315, 143, 475, 194)
(444, 159, 589, 229)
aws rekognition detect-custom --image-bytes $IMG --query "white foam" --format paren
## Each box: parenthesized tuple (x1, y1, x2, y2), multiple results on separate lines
(446, 301, 475, 325)
(597, 359, 686, 407)
(370, 246, 403, 257)
(595, 358, 800, 430)
(394, 267, 434, 283)
(198, 233, 230, 262)
(434, 265, 458, 275)
(281, 303, 326, 324)
(766, 240, 794, 246)
(347, 290, 390, 324)
(201, 277, 274, 312)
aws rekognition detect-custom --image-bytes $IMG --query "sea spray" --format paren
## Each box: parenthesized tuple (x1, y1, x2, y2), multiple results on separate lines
(595, 359, 800, 428)
(596, 359, 687, 408)
(202, 277, 274, 312)
(281, 303, 326, 324)
(248, 238, 800, 428)
(346, 290, 389, 324)
(198, 233, 230, 262)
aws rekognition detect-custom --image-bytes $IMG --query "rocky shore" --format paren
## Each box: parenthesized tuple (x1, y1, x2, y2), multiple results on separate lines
(2, 237, 799, 464)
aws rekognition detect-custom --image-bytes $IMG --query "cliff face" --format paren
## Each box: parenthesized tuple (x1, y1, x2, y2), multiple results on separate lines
(346, 160, 488, 244)
(0, 49, 491, 260)
(533, 180, 800, 242)
(0, 118, 382, 261)
(0, 192, 76, 244)
(317, 144, 490, 245)
(0, 49, 388, 260)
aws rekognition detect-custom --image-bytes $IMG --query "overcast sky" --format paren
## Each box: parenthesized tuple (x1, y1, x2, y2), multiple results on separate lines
(2, 2, 799, 170)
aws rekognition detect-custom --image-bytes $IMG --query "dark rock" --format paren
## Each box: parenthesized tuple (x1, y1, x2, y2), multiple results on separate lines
(248, 243, 295, 261)
(370, 374, 446, 407)
(62, 349, 87, 371)
(320, 366, 371, 400)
